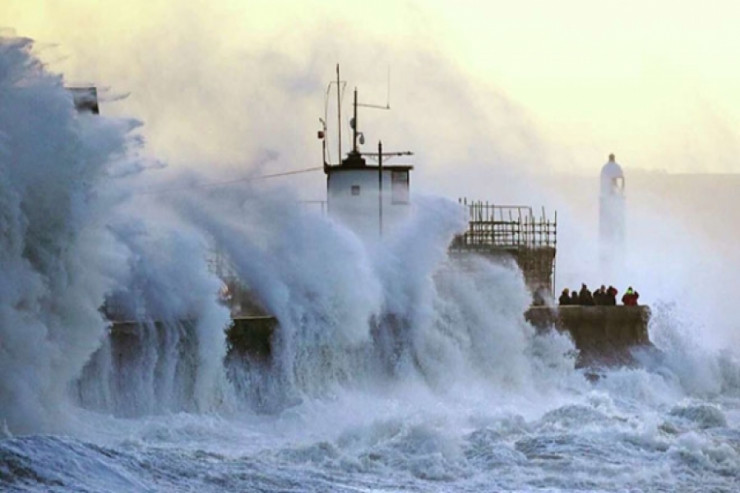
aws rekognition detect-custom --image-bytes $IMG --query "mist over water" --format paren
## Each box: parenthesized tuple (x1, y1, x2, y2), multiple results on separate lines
(2, 36, 740, 491)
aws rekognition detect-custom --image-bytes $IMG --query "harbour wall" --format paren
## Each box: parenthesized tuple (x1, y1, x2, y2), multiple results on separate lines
(97, 305, 651, 398)
(525, 305, 652, 367)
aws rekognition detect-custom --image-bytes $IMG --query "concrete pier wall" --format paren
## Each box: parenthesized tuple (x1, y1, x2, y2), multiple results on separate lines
(77, 320, 200, 416)
(105, 316, 277, 360)
(102, 306, 650, 378)
(226, 316, 277, 361)
(525, 305, 651, 366)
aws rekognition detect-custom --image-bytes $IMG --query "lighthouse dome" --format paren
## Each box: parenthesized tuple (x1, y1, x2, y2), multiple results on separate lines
(600, 153, 624, 196)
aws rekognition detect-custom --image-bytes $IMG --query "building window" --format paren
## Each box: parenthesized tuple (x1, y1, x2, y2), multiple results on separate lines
(391, 171, 409, 203)
(351, 185, 360, 196)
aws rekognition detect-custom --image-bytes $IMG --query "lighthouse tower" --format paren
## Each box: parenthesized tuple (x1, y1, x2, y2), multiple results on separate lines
(599, 153, 626, 275)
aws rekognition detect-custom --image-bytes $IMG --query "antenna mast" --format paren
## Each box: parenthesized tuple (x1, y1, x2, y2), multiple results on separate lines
(336, 64, 342, 163)
(357, 66, 391, 110)
(352, 87, 359, 153)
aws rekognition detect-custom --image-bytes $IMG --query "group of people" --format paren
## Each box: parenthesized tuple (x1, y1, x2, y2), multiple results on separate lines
(558, 284, 639, 306)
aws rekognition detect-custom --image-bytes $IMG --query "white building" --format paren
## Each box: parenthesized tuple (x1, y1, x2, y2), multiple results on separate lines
(599, 153, 626, 274)
(325, 149, 412, 240)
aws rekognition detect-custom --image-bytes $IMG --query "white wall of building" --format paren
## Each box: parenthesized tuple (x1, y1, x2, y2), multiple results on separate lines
(327, 167, 411, 240)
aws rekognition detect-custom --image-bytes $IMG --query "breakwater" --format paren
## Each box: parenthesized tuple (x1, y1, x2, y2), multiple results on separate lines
(525, 305, 652, 367)
(101, 305, 651, 381)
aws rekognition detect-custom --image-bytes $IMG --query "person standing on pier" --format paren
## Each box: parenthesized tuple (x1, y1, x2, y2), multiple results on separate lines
(606, 286, 618, 305)
(559, 288, 571, 305)
(579, 284, 595, 305)
(622, 286, 639, 305)
(593, 285, 607, 305)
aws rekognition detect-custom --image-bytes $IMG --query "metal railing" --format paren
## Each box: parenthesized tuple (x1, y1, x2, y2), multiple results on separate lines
(452, 198, 558, 294)
(453, 198, 557, 250)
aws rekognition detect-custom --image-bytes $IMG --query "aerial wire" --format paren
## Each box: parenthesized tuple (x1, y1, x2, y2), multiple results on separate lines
(135, 166, 323, 196)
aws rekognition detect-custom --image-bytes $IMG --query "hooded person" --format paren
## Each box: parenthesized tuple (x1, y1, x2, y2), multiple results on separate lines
(579, 283, 595, 306)
(594, 285, 607, 305)
(606, 285, 618, 305)
(622, 286, 639, 306)
(559, 288, 571, 306)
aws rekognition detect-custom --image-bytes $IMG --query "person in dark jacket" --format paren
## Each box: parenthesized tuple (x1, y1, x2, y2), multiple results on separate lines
(594, 285, 607, 305)
(570, 289, 579, 304)
(606, 285, 618, 305)
(578, 283, 595, 305)
(559, 288, 571, 306)
(622, 286, 639, 306)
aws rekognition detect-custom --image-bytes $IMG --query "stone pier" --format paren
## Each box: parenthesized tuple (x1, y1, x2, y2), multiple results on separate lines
(106, 306, 651, 371)
(525, 305, 652, 367)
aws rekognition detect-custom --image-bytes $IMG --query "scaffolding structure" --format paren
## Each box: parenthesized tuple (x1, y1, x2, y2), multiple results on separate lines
(451, 198, 558, 294)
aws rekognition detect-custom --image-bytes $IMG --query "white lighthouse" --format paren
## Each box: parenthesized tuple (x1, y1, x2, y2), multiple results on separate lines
(599, 153, 626, 274)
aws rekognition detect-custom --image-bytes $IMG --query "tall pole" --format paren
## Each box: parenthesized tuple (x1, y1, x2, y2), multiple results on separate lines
(336, 64, 341, 163)
(352, 88, 359, 152)
(378, 140, 383, 238)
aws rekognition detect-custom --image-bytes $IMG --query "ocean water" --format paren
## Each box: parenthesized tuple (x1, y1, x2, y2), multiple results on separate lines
(1, 36, 740, 492)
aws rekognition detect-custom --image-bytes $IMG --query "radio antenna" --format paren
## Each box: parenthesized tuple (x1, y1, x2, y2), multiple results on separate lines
(358, 65, 391, 110)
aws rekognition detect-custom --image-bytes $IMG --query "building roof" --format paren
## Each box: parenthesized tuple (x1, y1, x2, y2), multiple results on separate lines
(325, 164, 414, 174)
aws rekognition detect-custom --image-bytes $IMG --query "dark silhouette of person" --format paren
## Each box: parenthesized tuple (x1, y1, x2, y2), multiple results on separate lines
(570, 290, 579, 304)
(622, 286, 639, 306)
(606, 285, 618, 305)
(594, 285, 607, 305)
(579, 283, 595, 306)
(559, 288, 571, 306)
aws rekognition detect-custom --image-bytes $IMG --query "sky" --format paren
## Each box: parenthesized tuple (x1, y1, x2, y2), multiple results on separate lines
(4, 0, 740, 187)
